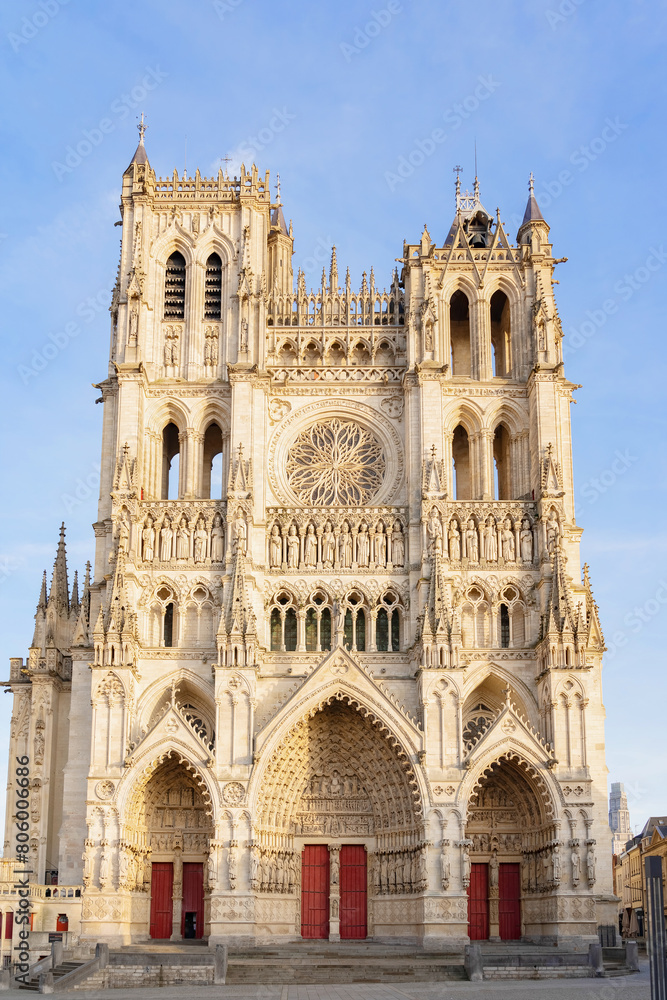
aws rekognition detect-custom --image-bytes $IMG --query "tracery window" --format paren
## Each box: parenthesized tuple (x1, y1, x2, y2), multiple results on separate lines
(286, 419, 385, 506)
(462, 702, 495, 751)
(270, 592, 297, 651)
(343, 591, 366, 652)
(376, 591, 401, 652)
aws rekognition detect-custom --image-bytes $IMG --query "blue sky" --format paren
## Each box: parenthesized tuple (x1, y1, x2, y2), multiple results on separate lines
(0, 0, 665, 838)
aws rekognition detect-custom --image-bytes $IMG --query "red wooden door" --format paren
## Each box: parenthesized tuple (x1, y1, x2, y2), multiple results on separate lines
(181, 862, 204, 939)
(499, 863, 521, 940)
(340, 845, 367, 939)
(150, 862, 174, 939)
(468, 863, 489, 940)
(301, 845, 329, 939)
(4, 912, 13, 939)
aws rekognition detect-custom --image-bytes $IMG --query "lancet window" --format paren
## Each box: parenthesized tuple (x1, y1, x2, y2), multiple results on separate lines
(204, 253, 222, 320)
(164, 251, 186, 320)
(450, 290, 471, 377)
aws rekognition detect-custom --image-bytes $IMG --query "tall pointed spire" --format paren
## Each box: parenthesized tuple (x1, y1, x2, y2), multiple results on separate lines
(48, 523, 69, 613)
(329, 246, 338, 292)
(36, 570, 48, 613)
(70, 570, 80, 617)
(521, 172, 545, 225)
(126, 114, 150, 171)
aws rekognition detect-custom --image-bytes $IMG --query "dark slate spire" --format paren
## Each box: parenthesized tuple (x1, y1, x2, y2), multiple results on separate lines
(521, 172, 545, 225)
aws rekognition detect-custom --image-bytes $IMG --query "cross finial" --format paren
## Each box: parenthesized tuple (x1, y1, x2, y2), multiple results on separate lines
(137, 112, 147, 144)
(221, 154, 232, 177)
(276, 172, 281, 204)
(529, 171, 535, 194)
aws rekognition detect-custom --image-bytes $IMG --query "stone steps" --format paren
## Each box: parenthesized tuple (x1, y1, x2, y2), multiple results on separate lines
(17, 961, 86, 991)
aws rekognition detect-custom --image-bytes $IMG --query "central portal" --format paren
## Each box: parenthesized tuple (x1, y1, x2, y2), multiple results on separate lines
(301, 844, 367, 940)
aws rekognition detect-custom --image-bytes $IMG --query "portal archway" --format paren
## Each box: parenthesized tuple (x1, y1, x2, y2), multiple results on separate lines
(126, 752, 213, 940)
(254, 699, 425, 940)
(465, 755, 557, 942)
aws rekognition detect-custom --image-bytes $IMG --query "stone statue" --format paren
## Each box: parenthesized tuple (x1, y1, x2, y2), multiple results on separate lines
(129, 300, 138, 344)
(489, 851, 499, 888)
(483, 517, 498, 561)
(194, 517, 207, 563)
(303, 523, 317, 566)
(250, 848, 260, 890)
(322, 521, 335, 568)
(240, 318, 248, 352)
(374, 521, 387, 567)
(287, 524, 299, 568)
(461, 844, 471, 886)
(210, 513, 224, 562)
(552, 843, 561, 883)
(82, 841, 94, 885)
(391, 520, 405, 567)
(269, 524, 282, 567)
(176, 517, 189, 560)
(233, 513, 247, 555)
(204, 325, 219, 367)
(99, 851, 110, 886)
(440, 841, 450, 890)
(118, 511, 130, 555)
(356, 523, 370, 567)
(428, 512, 443, 556)
(547, 510, 560, 553)
(465, 518, 478, 562)
(448, 520, 461, 561)
(520, 519, 533, 562)
(571, 844, 581, 883)
(586, 844, 596, 885)
(330, 848, 340, 885)
(501, 518, 515, 561)
(339, 521, 353, 568)
(142, 516, 155, 562)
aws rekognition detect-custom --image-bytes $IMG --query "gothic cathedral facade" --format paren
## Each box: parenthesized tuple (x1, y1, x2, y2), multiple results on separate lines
(4, 133, 616, 949)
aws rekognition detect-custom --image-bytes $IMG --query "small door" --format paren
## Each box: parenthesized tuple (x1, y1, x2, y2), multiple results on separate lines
(56, 914, 68, 932)
(182, 862, 204, 939)
(468, 863, 489, 941)
(499, 862, 521, 941)
(4, 912, 13, 940)
(301, 845, 329, 939)
(340, 845, 367, 940)
(150, 862, 174, 939)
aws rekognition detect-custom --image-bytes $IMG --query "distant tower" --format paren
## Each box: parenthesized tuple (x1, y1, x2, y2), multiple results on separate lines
(609, 782, 632, 855)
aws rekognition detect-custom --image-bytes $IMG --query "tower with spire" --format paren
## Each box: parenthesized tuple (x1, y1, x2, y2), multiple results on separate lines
(1, 142, 615, 956)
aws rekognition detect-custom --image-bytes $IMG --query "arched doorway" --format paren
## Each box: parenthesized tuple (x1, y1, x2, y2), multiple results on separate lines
(465, 756, 555, 942)
(129, 752, 213, 940)
(255, 699, 423, 941)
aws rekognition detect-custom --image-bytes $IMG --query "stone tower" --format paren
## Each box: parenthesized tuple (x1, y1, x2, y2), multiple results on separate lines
(609, 783, 632, 857)
(2, 132, 616, 949)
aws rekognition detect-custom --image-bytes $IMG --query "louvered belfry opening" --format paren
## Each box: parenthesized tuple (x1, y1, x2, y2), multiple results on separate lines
(164, 251, 186, 319)
(205, 253, 222, 320)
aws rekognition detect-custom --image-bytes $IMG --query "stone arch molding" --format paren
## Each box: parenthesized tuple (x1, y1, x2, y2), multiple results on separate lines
(249, 646, 427, 831)
(458, 744, 562, 826)
(113, 740, 222, 832)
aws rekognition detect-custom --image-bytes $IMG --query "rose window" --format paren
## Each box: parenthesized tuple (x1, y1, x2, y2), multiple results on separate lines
(286, 419, 386, 506)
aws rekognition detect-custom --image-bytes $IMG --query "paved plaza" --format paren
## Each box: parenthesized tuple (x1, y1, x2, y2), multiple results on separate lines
(2, 961, 651, 1000)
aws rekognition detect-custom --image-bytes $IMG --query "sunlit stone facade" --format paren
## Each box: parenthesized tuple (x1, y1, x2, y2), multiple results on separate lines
(3, 133, 616, 950)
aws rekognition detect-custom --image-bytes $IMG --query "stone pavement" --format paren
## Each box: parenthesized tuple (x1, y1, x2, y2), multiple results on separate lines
(2, 960, 651, 999)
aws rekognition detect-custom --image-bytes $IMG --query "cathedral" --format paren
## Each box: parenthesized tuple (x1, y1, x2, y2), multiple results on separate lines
(3, 125, 616, 953)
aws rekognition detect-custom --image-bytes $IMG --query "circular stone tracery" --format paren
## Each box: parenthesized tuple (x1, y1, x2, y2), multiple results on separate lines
(285, 419, 386, 506)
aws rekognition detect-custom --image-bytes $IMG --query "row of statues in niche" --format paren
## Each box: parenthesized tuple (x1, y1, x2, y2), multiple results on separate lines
(269, 518, 405, 570)
(250, 847, 299, 894)
(427, 513, 546, 564)
(162, 324, 222, 371)
(140, 513, 225, 563)
(371, 846, 428, 895)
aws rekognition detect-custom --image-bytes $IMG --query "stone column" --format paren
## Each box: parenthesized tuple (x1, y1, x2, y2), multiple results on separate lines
(170, 848, 183, 941)
(328, 846, 340, 941)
